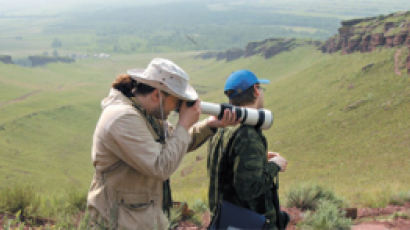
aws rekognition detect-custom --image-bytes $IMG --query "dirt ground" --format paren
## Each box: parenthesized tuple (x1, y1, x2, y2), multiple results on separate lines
(1, 203, 409, 229)
(351, 202, 410, 230)
(173, 202, 410, 230)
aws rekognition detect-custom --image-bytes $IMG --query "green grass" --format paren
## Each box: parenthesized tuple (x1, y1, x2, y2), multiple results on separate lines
(171, 46, 410, 208)
(299, 200, 351, 230)
(0, 44, 409, 214)
(287, 184, 344, 210)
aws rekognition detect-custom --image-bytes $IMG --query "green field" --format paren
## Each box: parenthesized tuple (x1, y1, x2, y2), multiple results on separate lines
(1, 44, 409, 209)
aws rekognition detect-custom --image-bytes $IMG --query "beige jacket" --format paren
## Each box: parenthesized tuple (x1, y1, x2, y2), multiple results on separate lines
(87, 89, 214, 230)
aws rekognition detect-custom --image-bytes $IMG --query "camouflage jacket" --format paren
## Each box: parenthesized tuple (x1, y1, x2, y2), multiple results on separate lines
(207, 125, 281, 229)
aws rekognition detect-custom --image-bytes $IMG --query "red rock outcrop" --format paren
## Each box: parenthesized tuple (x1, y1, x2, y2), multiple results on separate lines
(370, 33, 385, 51)
(385, 35, 395, 48)
(360, 35, 372, 52)
(321, 11, 410, 54)
(344, 37, 362, 54)
(384, 22, 396, 31)
(320, 11, 410, 74)
(393, 31, 408, 46)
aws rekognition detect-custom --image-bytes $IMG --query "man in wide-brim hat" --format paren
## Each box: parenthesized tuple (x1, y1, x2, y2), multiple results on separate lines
(87, 58, 237, 229)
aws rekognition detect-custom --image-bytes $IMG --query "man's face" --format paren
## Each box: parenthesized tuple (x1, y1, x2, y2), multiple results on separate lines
(151, 92, 180, 120)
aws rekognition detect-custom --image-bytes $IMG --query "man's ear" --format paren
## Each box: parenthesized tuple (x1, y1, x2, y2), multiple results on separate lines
(253, 84, 260, 97)
(151, 89, 161, 103)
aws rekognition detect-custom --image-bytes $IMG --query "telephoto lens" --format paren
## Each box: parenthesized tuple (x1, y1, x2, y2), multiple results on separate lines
(200, 101, 273, 130)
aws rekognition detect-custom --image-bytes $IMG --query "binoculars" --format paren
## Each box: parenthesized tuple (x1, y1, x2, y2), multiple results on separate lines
(183, 101, 274, 130)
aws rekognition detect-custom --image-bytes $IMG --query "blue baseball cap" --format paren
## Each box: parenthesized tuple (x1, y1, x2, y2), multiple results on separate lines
(224, 70, 270, 99)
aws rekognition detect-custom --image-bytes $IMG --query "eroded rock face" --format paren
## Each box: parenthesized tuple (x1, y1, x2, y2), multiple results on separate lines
(344, 37, 362, 54)
(196, 38, 317, 61)
(371, 33, 385, 50)
(393, 31, 408, 46)
(385, 35, 395, 48)
(225, 49, 244, 62)
(321, 11, 410, 54)
(320, 11, 410, 74)
(384, 22, 396, 31)
(361, 35, 372, 52)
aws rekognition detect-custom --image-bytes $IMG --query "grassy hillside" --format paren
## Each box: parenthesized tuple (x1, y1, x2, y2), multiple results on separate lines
(0, 45, 409, 208)
(0, 52, 195, 194)
(170, 46, 410, 207)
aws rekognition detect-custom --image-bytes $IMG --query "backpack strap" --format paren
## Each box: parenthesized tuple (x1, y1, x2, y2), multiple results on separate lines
(217, 125, 248, 201)
(131, 98, 165, 144)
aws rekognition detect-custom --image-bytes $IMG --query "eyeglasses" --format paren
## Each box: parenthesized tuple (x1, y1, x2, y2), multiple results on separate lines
(256, 85, 266, 92)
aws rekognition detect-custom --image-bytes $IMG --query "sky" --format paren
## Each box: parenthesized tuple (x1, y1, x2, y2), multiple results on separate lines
(0, 0, 179, 14)
(0, 0, 409, 17)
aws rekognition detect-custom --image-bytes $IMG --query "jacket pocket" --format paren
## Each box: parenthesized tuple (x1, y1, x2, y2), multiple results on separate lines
(117, 192, 155, 211)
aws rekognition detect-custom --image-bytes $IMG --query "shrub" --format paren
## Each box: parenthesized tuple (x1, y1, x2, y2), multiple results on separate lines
(77, 211, 92, 230)
(66, 190, 87, 214)
(299, 200, 351, 230)
(286, 184, 344, 211)
(169, 202, 203, 229)
(390, 191, 410, 205)
(192, 199, 208, 213)
(0, 185, 40, 220)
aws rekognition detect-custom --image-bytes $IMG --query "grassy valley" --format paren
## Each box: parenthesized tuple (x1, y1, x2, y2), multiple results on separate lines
(171, 45, 410, 207)
(0, 2, 409, 228)
(1, 43, 408, 208)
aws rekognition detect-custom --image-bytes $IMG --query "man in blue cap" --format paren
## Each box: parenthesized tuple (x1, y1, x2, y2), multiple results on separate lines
(207, 70, 289, 229)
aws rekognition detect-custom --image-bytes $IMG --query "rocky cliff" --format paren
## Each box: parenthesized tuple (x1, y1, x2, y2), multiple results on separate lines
(196, 38, 321, 62)
(321, 11, 410, 73)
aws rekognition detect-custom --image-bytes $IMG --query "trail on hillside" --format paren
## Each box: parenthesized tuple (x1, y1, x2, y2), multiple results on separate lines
(0, 90, 41, 109)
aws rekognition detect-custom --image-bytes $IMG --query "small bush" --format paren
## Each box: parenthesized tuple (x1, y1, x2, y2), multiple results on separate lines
(0, 185, 40, 219)
(299, 200, 351, 230)
(286, 184, 344, 211)
(192, 199, 208, 213)
(169, 203, 186, 229)
(77, 211, 92, 230)
(66, 190, 87, 214)
(169, 202, 202, 229)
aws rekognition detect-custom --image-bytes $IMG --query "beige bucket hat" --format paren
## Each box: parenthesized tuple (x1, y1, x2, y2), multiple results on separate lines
(127, 58, 198, 101)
